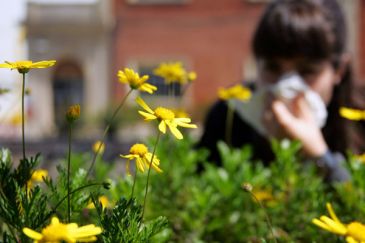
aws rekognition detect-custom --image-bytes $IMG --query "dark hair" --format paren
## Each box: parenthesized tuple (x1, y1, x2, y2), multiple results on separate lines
(252, 0, 365, 154)
(253, 0, 345, 62)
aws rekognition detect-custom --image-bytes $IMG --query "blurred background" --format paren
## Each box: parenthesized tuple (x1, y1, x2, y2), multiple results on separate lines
(0, 0, 363, 159)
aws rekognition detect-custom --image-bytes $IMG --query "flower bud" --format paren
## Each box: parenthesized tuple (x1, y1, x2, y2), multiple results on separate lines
(66, 104, 80, 123)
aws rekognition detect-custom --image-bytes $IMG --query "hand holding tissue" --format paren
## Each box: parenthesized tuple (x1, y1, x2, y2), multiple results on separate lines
(232, 72, 328, 136)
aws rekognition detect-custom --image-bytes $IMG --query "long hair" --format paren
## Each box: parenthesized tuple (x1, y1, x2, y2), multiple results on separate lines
(252, 0, 365, 154)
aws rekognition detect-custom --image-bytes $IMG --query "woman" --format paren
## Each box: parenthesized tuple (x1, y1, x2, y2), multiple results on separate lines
(198, 0, 365, 182)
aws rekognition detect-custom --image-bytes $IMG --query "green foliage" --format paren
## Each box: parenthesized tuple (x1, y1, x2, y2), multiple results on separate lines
(114, 137, 365, 242)
(93, 197, 168, 242)
(2, 134, 365, 242)
(0, 147, 169, 242)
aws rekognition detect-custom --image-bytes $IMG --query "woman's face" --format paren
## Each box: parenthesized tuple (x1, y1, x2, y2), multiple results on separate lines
(257, 58, 340, 104)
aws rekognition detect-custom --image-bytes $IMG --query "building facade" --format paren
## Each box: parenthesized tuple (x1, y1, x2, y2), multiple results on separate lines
(25, 0, 113, 138)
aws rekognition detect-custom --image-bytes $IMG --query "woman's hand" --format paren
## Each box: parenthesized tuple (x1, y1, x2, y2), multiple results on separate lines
(265, 94, 328, 157)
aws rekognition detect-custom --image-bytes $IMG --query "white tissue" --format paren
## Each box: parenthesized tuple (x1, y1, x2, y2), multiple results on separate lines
(232, 72, 328, 136)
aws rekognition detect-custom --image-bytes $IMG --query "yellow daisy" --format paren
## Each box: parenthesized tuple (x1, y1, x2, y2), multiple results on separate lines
(92, 141, 105, 155)
(23, 217, 102, 243)
(153, 62, 196, 85)
(136, 97, 197, 140)
(0, 60, 56, 74)
(218, 84, 252, 101)
(312, 202, 365, 243)
(66, 104, 80, 123)
(86, 195, 111, 209)
(339, 107, 365, 121)
(120, 143, 162, 174)
(118, 68, 157, 94)
(27, 169, 48, 188)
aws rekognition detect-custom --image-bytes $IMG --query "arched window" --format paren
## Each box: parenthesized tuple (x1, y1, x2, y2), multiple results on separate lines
(52, 61, 83, 135)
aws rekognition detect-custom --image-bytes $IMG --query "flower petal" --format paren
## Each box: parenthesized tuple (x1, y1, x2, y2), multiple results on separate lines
(158, 121, 167, 133)
(30, 60, 56, 68)
(138, 111, 157, 120)
(23, 228, 43, 240)
(326, 203, 341, 224)
(0, 63, 13, 68)
(167, 123, 183, 139)
(136, 97, 154, 114)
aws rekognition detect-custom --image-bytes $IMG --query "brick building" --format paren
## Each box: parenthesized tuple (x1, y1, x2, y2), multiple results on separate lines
(112, 0, 363, 121)
(112, 0, 266, 118)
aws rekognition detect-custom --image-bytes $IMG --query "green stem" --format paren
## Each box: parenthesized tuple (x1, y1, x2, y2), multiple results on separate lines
(37, 182, 103, 228)
(86, 89, 133, 179)
(141, 131, 161, 219)
(225, 101, 234, 146)
(130, 166, 138, 199)
(67, 123, 72, 222)
(249, 191, 277, 243)
(21, 73, 26, 160)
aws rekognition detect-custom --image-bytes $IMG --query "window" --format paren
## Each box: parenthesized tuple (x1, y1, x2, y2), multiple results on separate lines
(138, 64, 182, 97)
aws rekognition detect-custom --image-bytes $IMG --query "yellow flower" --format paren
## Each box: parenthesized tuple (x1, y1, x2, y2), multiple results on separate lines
(354, 153, 365, 164)
(27, 169, 48, 188)
(66, 104, 80, 123)
(136, 97, 197, 139)
(0, 60, 56, 74)
(118, 68, 157, 94)
(23, 216, 102, 243)
(339, 107, 365, 121)
(86, 196, 110, 209)
(312, 203, 365, 243)
(252, 189, 274, 203)
(92, 141, 105, 155)
(347, 222, 365, 242)
(120, 143, 162, 174)
(218, 84, 252, 101)
(10, 113, 23, 125)
(153, 62, 196, 85)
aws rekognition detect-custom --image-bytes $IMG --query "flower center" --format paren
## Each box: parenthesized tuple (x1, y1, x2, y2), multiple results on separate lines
(130, 144, 148, 156)
(154, 107, 175, 120)
(42, 222, 69, 241)
(130, 77, 144, 88)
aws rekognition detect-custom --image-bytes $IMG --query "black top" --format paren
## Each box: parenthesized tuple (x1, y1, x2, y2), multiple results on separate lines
(197, 99, 350, 182)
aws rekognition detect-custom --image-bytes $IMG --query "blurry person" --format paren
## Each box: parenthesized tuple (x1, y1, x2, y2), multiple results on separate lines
(198, 0, 365, 182)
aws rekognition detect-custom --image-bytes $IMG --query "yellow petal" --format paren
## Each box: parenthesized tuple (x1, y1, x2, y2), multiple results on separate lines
(23, 228, 43, 240)
(339, 107, 365, 121)
(312, 218, 334, 232)
(0, 63, 13, 68)
(158, 121, 167, 133)
(138, 111, 157, 120)
(30, 60, 56, 68)
(326, 203, 341, 224)
(345, 236, 358, 243)
(320, 216, 347, 235)
(126, 160, 131, 176)
(136, 157, 145, 172)
(167, 123, 183, 139)
(136, 97, 154, 114)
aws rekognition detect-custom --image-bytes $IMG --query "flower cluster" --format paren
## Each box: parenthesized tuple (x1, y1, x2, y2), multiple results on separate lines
(153, 62, 196, 85)
(218, 84, 252, 101)
(312, 203, 365, 243)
